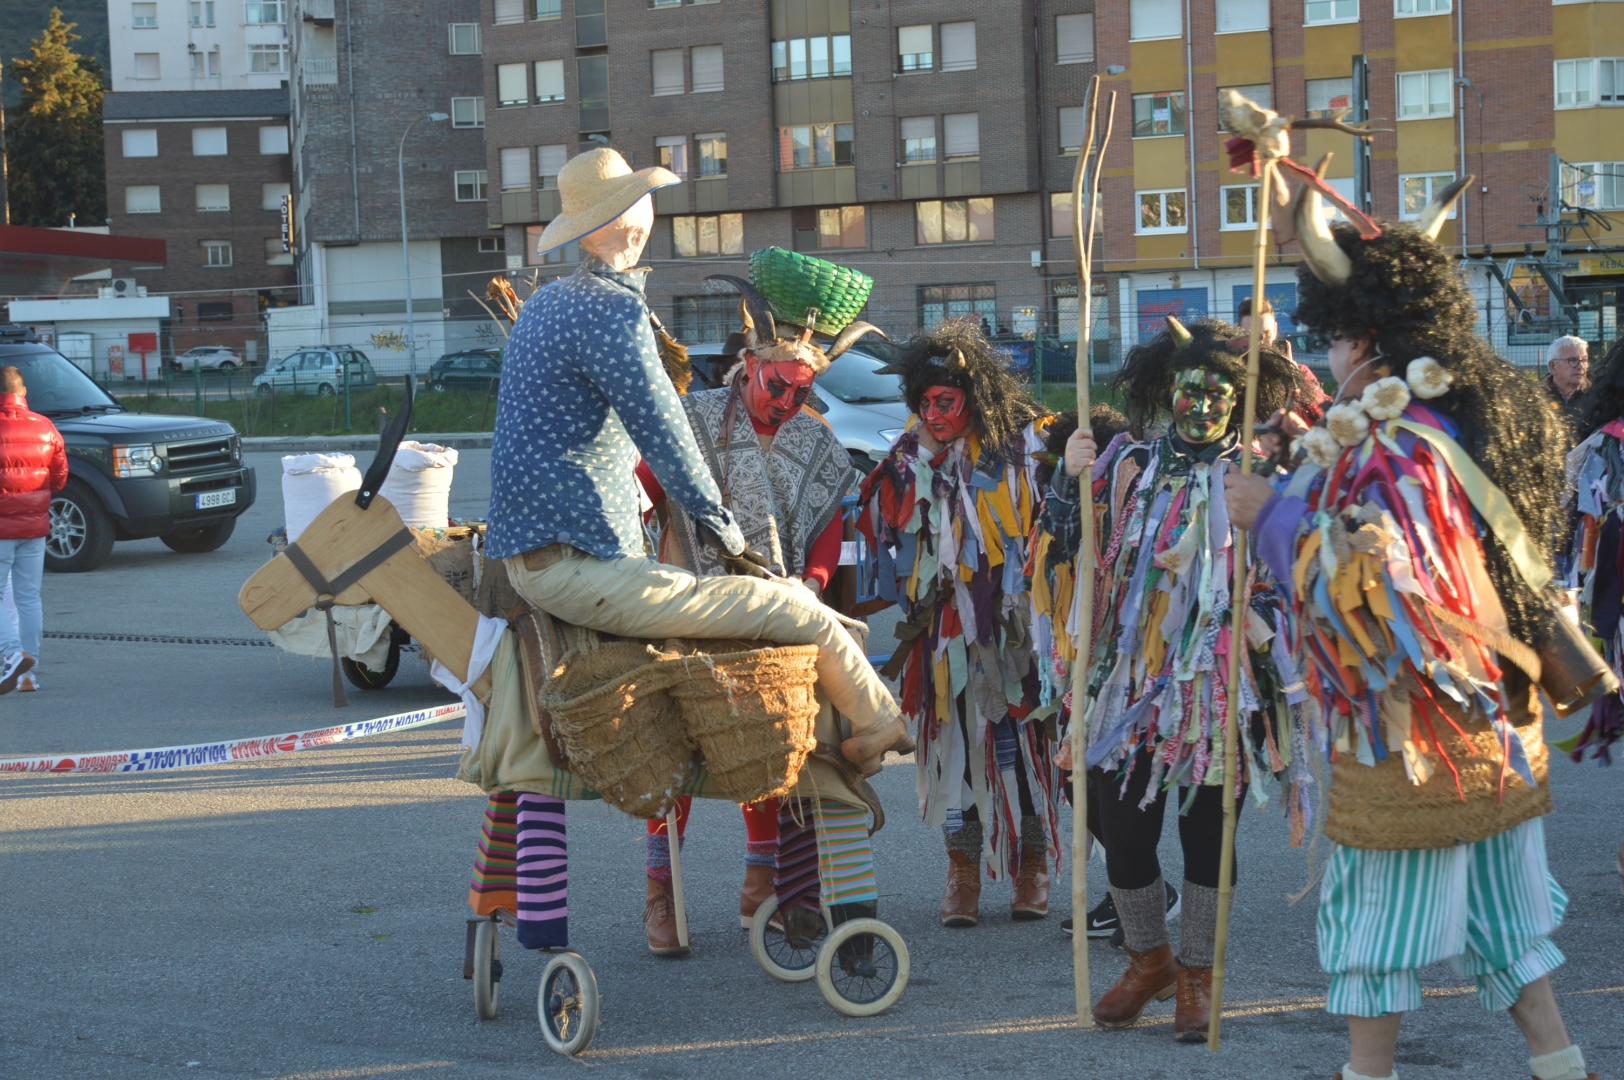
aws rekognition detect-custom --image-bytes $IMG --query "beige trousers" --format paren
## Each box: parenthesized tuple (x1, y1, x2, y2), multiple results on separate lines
(504, 548, 900, 736)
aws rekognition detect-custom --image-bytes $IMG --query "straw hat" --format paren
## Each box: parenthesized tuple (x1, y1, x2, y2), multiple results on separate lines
(532, 147, 680, 256)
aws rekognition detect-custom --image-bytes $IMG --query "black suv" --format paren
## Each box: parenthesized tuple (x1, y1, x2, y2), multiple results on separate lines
(0, 329, 257, 572)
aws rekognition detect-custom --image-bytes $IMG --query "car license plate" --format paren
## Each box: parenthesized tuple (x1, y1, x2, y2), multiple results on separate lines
(196, 489, 236, 510)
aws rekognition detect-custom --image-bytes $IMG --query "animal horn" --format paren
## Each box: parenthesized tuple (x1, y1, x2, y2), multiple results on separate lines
(1165, 315, 1193, 347)
(1294, 177, 1353, 286)
(949, 347, 968, 369)
(1416, 174, 1473, 242)
(825, 321, 887, 361)
(703, 274, 777, 343)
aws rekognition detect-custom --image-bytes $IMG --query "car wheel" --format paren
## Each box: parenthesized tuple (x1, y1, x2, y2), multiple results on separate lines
(217, 361, 236, 374)
(430, 380, 446, 392)
(159, 518, 235, 554)
(45, 480, 116, 573)
(256, 383, 272, 396)
(317, 383, 336, 397)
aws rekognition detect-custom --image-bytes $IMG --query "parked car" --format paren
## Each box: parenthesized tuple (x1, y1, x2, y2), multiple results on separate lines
(253, 346, 378, 397)
(0, 327, 256, 572)
(170, 345, 244, 373)
(428, 348, 502, 392)
(683, 343, 909, 472)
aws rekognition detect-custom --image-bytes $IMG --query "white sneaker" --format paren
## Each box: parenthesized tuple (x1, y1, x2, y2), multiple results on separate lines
(18, 672, 38, 692)
(0, 651, 35, 694)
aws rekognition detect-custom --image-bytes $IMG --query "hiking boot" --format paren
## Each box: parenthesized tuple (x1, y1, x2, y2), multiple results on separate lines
(1092, 942, 1177, 1028)
(643, 877, 689, 957)
(740, 863, 773, 929)
(941, 848, 982, 927)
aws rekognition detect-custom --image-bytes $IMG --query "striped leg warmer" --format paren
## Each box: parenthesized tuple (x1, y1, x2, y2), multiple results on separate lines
(776, 797, 821, 913)
(514, 793, 567, 950)
(467, 792, 520, 917)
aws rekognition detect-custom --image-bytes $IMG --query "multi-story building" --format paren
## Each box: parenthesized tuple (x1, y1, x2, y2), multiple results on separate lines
(477, 0, 1101, 349)
(107, 0, 293, 93)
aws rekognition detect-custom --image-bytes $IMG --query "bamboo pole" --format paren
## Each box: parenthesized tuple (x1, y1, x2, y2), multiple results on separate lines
(1208, 158, 1275, 1051)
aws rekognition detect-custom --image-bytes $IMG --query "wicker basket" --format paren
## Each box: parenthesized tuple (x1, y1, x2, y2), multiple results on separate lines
(749, 248, 873, 337)
(539, 641, 694, 819)
(665, 639, 821, 805)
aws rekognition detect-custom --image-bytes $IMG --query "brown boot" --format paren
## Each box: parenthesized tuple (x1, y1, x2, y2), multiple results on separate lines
(941, 849, 982, 927)
(840, 716, 915, 776)
(643, 876, 689, 957)
(1092, 942, 1177, 1028)
(739, 863, 774, 929)
(1011, 841, 1051, 919)
(1173, 961, 1213, 1042)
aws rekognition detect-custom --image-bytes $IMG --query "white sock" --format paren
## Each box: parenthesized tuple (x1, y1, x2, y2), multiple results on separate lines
(1530, 1044, 1588, 1080)
(1340, 1066, 1396, 1080)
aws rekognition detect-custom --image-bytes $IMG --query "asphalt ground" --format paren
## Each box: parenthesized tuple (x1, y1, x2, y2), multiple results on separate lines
(1, 450, 1621, 1080)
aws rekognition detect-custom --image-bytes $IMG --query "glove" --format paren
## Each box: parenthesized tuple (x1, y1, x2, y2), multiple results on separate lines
(697, 520, 774, 580)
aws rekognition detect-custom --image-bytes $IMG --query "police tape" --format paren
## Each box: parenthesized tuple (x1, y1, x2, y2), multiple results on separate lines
(0, 702, 467, 776)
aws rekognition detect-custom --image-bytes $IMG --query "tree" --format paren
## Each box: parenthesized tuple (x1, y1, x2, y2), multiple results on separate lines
(5, 9, 105, 228)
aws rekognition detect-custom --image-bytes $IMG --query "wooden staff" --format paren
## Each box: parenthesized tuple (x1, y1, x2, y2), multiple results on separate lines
(1208, 157, 1276, 1051)
(666, 805, 691, 951)
(1067, 75, 1114, 1030)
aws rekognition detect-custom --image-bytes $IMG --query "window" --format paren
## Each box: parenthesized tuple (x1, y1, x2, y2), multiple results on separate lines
(576, 0, 606, 47)
(919, 283, 996, 330)
(943, 113, 980, 159)
(776, 124, 854, 170)
(1130, 0, 1181, 40)
(652, 0, 681, 7)
(264, 238, 293, 265)
(536, 0, 561, 18)
(1136, 189, 1187, 233)
(1220, 84, 1273, 127)
(190, 1, 215, 26)
(455, 170, 489, 201)
(901, 116, 936, 162)
(201, 240, 233, 267)
(771, 34, 852, 81)
(652, 49, 685, 95)
(249, 44, 288, 73)
(697, 133, 726, 176)
(122, 129, 158, 157)
(500, 148, 531, 191)
(497, 62, 527, 106)
(1395, 0, 1449, 13)
(190, 47, 221, 77)
(1305, 0, 1358, 24)
(1306, 77, 1352, 117)
(451, 96, 485, 127)
(578, 54, 609, 130)
(656, 135, 690, 178)
(245, 0, 285, 23)
(1050, 191, 1101, 238)
(196, 184, 231, 211)
(672, 294, 738, 341)
(1563, 162, 1624, 210)
(192, 128, 228, 156)
(672, 214, 744, 257)
(1556, 59, 1592, 107)
(1397, 69, 1452, 119)
(493, 0, 524, 23)
(1133, 91, 1186, 137)
(1400, 173, 1456, 219)
(691, 46, 723, 93)
(898, 25, 932, 72)
(1059, 106, 1084, 153)
(1055, 14, 1093, 64)
(125, 185, 161, 214)
(262, 181, 290, 210)
(259, 126, 289, 154)
(134, 53, 160, 79)
(1604, 59, 1624, 104)
(532, 236, 581, 266)
(1221, 184, 1265, 229)
(480, 236, 505, 253)
(941, 22, 976, 72)
(197, 301, 234, 321)
(534, 60, 565, 102)
(916, 198, 994, 244)
(1216, 0, 1269, 31)
(816, 206, 865, 249)
(132, 3, 157, 28)
(537, 144, 568, 187)
(449, 23, 481, 54)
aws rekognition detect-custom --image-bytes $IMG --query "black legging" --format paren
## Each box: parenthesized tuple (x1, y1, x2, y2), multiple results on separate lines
(1090, 749, 1244, 891)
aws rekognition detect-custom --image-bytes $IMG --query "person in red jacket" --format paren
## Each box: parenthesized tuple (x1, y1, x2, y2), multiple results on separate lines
(0, 365, 69, 693)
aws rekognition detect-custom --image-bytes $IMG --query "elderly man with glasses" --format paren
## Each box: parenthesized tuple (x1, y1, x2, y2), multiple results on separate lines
(1544, 335, 1591, 423)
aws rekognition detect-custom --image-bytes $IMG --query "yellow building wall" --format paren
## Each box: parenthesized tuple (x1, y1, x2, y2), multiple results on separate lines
(1130, 38, 1187, 93)
(1215, 31, 1273, 86)
(1555, 110, 1624, 164)
(1301, 23, 1362, 80)
(1135, 232, 1189, 265)
(1304, 130, 1356, 177)
(1394, 14, 1455, 71)
(1553, 4, 1624, 59)
(1396, 117, 1457, 173)
(1133, 135, 1188, 189)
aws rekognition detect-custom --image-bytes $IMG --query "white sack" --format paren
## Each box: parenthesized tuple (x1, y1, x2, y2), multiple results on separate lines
(377, 441, 457, 529)
(268, 602, 394, 669)
(282, 452, 362, 541)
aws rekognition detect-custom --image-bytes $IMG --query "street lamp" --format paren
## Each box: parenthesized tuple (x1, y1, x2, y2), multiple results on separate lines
(399, 111, 449, 384)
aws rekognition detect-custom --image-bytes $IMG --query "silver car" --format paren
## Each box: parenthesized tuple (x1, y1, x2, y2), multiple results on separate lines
(171, 345, 243, 373)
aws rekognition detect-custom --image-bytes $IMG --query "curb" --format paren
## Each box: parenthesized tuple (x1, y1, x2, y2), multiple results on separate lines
(241, 431, 493, 452)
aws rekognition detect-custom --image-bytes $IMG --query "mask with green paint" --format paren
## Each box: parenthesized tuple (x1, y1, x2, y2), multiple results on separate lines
(1171, 367, 1237, 445)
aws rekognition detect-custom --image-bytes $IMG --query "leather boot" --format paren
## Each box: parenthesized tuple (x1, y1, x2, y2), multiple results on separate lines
(1173, 961, 1213, 1042)
(1011, 842, 1051, 919)
(1092, 942, 1177, 1028)
(643, 877, 689, 957)
(840, 716, 915, 777)
(941, 849, 982, 927)
(739, 863, 774, 929)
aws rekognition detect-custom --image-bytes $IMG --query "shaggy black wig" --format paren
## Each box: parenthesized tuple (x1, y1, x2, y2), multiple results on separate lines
(1580, 335, 1624, 440)
(887, 319, 1049, 463)
(1292, 220, 1568, 647)
(1036, 404, 1130, 489)
(1113, 317, 1302, 443)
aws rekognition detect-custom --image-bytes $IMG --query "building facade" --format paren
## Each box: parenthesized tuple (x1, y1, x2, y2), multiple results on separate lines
(107, 0, 293, 93)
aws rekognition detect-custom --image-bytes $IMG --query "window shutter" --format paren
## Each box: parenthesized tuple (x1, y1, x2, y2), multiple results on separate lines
(534, 60, 564, 100)
(900, 116, 934, 141)
(500, 147, 531, 191)
(493, 0, 523, 24)
(1055, 14, 1093, 64)
(652, 49, 685, 95)
(259, 126, 289, 154)
(1058, 106, 1084, 151)
(940, 22, 976, 71)
(1306, 77, 1352, 113)
(536, 144, 568, 181)
(125, 186, 161, 213)
(943, 113, 980, 158)
(897, 25, 931, 56)
(497, 62, 527, 103)
(192, 128, 228, 155)
(1215, 0, 1269, 33)
(1129, 0, 1181, 39)
(195, 183, 231, 210)
(123, 129, 158, 157)
(691, 45, 724, 92)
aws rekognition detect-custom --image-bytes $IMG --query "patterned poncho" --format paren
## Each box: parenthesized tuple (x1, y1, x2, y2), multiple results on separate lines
(1562, 418, 1624, 761)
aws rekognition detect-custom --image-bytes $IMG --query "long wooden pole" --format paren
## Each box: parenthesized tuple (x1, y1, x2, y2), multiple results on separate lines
(667, 806, 690, 951)
(1208, 159, 1275, 1051)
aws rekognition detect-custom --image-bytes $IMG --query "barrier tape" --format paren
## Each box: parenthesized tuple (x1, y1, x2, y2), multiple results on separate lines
(0, 702, 466, 776)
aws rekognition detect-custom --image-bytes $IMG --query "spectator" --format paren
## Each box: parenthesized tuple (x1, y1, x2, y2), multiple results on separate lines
(1543, 334, 1591, 423)
(1236, 295, 1292, 360)
(0, 365, 68, 693)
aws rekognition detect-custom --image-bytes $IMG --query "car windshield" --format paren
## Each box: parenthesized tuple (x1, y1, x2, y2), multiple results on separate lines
(817, 348, 903, 404)
(3, 346, 124, 416)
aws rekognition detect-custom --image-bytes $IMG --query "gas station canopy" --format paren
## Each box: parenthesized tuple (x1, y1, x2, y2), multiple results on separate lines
(0, 224, 167, 298)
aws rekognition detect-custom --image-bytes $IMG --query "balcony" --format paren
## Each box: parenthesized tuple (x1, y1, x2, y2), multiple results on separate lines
(302, 57, 337, 85)
(943, 161, 981, 197)
(693, 177, 728, 213)
(898, 163, 936, 199)
(654, 183, 689, 216)
(501, 190, 535, 224)
(301, 0, 334, 25)
(777, 166, 855, 208)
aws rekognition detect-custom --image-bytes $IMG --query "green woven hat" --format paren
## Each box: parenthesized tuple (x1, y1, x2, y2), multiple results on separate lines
(748, 247, 873, 337)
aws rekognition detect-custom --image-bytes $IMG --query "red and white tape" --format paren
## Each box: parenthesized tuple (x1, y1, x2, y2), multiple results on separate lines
(0, 702, 466, 776)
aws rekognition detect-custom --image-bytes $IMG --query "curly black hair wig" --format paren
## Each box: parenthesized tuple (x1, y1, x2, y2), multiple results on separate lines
(1292, 220, 1568, 648)
(1036, 404, 1130, 489)
(889, 319, 1049, 463)
(1113, 317, 1302, 442)
(1579, 335, 1624, 440)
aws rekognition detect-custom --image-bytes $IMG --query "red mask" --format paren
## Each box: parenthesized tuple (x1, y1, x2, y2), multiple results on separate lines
(742, 354, 816, 429)
(919, 386, 971, 442)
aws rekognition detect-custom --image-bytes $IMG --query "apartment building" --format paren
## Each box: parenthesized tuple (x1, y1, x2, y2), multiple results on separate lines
(477, 0, 1101, 344)
(107, 0, 292, 92)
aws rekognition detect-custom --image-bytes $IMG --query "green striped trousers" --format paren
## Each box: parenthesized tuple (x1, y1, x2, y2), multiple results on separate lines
(1317, 818, 1567, 1017)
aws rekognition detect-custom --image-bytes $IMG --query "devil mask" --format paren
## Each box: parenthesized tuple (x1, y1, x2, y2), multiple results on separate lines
(919, 385, 973, 443)
(742, 353, 816, 429)
(1172, 368, 1237, 445)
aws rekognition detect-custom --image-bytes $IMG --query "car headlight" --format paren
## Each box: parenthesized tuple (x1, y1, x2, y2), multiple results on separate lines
(112, 443, 161, 477)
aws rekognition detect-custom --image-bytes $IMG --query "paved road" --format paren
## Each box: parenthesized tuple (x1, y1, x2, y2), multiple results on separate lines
(1, 450, 1620, 1079)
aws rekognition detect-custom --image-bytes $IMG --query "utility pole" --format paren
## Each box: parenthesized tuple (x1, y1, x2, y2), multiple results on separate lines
(1351, 55, 1372, 214)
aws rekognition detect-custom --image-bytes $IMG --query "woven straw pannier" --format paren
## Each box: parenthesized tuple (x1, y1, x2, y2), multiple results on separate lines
(665, 639, 821, 805)
(540, 641, 694, 819)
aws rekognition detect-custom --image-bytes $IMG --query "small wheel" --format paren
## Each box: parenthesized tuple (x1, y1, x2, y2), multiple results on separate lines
(317, 382, 336, 397)
(256, 383, 272, 396)
(341, 640, 401, 690)
(538, 951, 599, 1056)
(749, 894, 832, 983)
(473, 919, 502, 1020)
(814, 918, 909, 1017)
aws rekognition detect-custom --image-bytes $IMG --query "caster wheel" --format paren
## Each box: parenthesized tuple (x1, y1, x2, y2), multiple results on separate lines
(473, 919, 502, 1020)
(749, 894, 833, 983)
(814, 918, 909, 1017)
(538, 951, 599, 1056)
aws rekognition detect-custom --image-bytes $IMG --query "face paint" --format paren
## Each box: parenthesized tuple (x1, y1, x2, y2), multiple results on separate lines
(742, 354, 815, 429)
(919, 385, 972, 442)
(1171, 368, 1237, 445)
